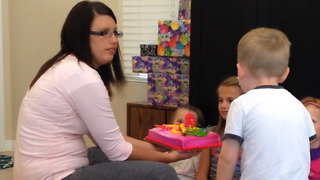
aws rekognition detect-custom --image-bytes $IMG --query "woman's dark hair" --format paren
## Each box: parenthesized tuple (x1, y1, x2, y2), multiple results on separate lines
(30, 1, 125, 97)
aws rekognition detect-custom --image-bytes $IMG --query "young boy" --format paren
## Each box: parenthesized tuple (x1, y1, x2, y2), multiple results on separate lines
(216, 27, 316, 180)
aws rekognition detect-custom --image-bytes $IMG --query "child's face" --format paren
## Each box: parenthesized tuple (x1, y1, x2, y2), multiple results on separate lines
(306, 105, 320, 148)
(218, 85, 242, 120)
(173, 108, 197, 125)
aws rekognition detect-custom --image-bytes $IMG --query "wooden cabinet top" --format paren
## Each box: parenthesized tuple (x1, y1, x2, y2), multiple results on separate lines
(127, 102, 177, 111)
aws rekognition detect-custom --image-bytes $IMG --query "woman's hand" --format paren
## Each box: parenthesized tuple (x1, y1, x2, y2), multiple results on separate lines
(167, 149, 200, 163)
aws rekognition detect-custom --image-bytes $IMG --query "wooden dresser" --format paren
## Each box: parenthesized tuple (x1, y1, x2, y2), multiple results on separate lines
(127, 102, 177, 140)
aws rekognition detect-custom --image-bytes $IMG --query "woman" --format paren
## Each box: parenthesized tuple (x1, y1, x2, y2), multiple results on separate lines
(13, 1, 196, 180)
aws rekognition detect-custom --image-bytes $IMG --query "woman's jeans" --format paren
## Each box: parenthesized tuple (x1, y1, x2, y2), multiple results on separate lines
(62, 147, 178, 180)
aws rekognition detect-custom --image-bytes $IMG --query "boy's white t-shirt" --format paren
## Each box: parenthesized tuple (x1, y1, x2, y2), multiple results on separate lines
(224, 86, 316, 180)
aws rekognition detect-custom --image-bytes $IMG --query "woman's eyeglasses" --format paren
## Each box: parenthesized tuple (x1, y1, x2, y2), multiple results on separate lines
(90, 30, 123, 38)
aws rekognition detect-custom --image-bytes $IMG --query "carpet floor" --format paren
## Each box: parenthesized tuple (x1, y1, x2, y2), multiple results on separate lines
(0, 155, 14, 170)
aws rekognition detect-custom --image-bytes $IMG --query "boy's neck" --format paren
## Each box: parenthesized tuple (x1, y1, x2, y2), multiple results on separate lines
(246, 76, 280, 91)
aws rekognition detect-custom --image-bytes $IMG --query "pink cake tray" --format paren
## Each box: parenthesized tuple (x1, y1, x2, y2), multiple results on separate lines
(145, 136, 222, 151)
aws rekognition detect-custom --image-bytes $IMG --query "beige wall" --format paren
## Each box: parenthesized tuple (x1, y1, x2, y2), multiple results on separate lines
(3, 0, 147, 143)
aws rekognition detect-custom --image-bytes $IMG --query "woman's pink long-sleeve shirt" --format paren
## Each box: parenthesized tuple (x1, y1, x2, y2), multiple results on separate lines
(14, 55, 132, 180)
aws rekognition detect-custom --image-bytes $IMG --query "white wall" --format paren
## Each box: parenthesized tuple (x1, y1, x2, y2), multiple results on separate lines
(0, 0, 5, 152)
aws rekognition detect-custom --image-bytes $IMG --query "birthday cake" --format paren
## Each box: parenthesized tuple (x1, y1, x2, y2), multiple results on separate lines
(145, 124, 222, 151)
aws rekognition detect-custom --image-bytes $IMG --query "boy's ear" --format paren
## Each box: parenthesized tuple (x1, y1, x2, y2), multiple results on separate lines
(237, 63, 245, 79)
(279, 67, 290, 83)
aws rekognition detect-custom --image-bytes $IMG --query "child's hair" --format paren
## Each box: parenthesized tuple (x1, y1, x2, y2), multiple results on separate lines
(237, 27, 291, 79)
(301, 96, 320, 108)
(171, 104, 205, 127)
(215, 76, 243, 136)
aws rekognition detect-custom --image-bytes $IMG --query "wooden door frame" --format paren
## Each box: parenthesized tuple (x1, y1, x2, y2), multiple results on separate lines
(0, 1, 6, 152)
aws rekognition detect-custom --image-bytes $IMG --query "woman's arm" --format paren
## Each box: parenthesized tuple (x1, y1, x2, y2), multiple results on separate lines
(196, 148, 211, 180)
(124, 135, 168, 152)
(128, 143, 199, 163)
(124, 135, 199, 163)
(67, 69, 196, 163)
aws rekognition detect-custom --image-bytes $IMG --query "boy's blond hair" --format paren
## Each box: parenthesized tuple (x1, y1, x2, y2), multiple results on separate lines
(237, 27, 291, 79)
